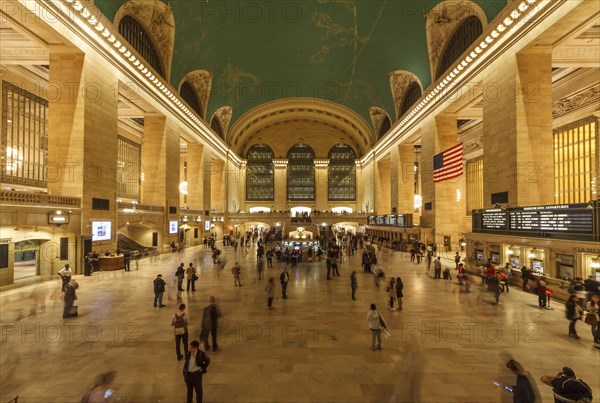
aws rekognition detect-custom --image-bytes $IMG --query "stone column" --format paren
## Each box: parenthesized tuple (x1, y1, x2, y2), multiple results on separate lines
(141, 115, 179, 246)
(375, 157, 391, 214)
(210, 158, 225, 212)
(390, 148, 399, 213)
(421, 115, 466, 246)
(397, 144, 415, 215)
(47, 50, 118, 253)
(273, 160, 288, 211)
(483, 47, 554, 207)
(314, 160, 329, 211)
(238, 161, 247, 212)
(186, 143, 204, 210)
(202, 149, 212, 212)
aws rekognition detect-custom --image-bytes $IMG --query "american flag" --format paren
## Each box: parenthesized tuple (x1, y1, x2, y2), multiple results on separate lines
(433, 143, 463, 182)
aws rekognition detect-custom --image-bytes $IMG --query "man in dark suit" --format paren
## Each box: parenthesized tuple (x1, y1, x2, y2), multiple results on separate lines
(183, 340, 211, 403)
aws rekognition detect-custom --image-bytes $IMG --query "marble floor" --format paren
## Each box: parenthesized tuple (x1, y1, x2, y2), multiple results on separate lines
(1, 243, 598, 402)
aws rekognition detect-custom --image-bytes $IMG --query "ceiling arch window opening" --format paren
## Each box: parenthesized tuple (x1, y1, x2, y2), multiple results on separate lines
(378, 115, 391, 140)
(118, 15, 165, 79)
(435, 16, 483, 80)
(1, 81, 48, 188)
(328, 144, 356, 201)
(211, 116, 224, 138)
(180, 81, 203, 118)
(287, 143, 315, 201)
(246, 143, 274, 201)
(400, 82, 422, 118)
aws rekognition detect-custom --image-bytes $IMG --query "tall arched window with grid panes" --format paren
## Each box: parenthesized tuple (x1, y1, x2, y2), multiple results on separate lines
(328, 144, 356, 201)
(118, 15, 165, 78)
(435, 16, 483, 80)
(287, 143, 315, 201)
(246, 144, 274, 201)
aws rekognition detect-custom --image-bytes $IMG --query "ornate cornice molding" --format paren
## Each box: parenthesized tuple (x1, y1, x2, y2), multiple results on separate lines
(553, 85, 600, 118)
(463, 135, 484, 155)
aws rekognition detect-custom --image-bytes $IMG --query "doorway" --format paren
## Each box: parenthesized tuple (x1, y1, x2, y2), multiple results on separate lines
(14, 240, 40, 280)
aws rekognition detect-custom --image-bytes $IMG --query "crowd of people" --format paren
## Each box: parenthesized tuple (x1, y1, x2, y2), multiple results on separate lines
(59, 231, 597, 402)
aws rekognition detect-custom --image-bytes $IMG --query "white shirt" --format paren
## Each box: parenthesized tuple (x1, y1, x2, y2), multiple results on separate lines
(187, 351, 201, 372)
(367, 310, 384, 330)
(58, 267, 71, 277)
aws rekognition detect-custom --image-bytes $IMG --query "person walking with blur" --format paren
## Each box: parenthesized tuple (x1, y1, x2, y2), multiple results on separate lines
(395, 276, 404, 310)
(231, 262, 242, 286)
(351, 271, 358, 300)
(585, 294, 600, 344)
(566, 294, 584, 340)
(265, 277, 275, 310)
(257, 257, 265, 280)
(387, 278, 396, 310)
(504, 359, 537, 403)
(433, 257, 442, 279)
(280, 267, 289, 299)
(200, 296, 222, 352)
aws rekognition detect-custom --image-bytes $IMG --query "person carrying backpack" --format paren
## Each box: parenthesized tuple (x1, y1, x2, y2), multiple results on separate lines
(172, 303, 189, 361)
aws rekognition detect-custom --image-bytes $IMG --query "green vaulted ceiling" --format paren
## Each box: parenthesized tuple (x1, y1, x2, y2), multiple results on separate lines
(94, 0, 506, 126)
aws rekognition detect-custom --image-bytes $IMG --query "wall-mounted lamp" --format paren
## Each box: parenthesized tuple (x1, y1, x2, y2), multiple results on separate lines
(591, 256, 600, 269)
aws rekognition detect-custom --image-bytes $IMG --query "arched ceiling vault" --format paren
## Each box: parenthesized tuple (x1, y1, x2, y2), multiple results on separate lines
(228, 98, 373, 159)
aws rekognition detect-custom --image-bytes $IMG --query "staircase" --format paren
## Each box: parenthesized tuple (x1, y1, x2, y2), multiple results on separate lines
(117, 233, 151, 256)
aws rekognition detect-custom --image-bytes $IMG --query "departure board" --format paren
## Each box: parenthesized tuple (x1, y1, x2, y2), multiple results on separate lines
(509, 204, 594, 234)
(481, 209, 507, 230)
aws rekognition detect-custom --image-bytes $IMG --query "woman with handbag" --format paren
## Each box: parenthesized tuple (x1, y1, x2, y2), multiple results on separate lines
(566, 294, 584, 340)
(585, 294, 600, 344)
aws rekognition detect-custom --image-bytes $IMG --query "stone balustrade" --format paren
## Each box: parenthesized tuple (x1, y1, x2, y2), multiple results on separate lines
(0, 191, 80, 208)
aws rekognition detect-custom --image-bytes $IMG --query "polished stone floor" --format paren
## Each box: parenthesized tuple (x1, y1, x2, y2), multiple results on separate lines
(1, 243, 598, 402)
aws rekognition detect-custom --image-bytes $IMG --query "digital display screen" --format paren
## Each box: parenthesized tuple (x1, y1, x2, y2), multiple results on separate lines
(475, 204, 594, 236)
(205, 220, 211, 231)
(92, 221, 112, 241)
(169, 220, 178, 234)
(481, 209, 506, 230)
(509, 204, 593, 234)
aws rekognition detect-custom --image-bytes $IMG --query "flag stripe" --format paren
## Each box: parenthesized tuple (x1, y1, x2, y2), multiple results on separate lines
(433, 143, 463, 183)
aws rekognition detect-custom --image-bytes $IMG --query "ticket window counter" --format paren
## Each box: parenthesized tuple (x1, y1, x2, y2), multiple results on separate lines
(556, 254, 575, 281)
(505, 245, 521, 269)
(489, 245, 501, 265)
(526, 249, 545, 275)
(586, 256, 600, 281)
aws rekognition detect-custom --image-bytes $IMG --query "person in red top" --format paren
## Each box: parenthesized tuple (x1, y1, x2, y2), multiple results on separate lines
(536, 277, 548, 308)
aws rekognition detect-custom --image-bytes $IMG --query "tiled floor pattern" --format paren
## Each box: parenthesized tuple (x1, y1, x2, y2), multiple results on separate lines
(1, 244, 598, 402)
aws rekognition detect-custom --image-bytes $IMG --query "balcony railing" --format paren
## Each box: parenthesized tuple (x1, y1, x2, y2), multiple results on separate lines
(0, 191, 80, 208)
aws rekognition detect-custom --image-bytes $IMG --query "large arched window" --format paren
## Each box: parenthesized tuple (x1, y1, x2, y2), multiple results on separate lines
(246, 144, 274, 201)
(211, 116, 223, 138)
(180, 81, 203, 118)
(378, 115, 391, 139)
(287, 144, 315, 201)
(435, 16, 483, 80)
(328, 144, 356, 201)
(400, 81, 422, 118)
(118, 15, 164, 78)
